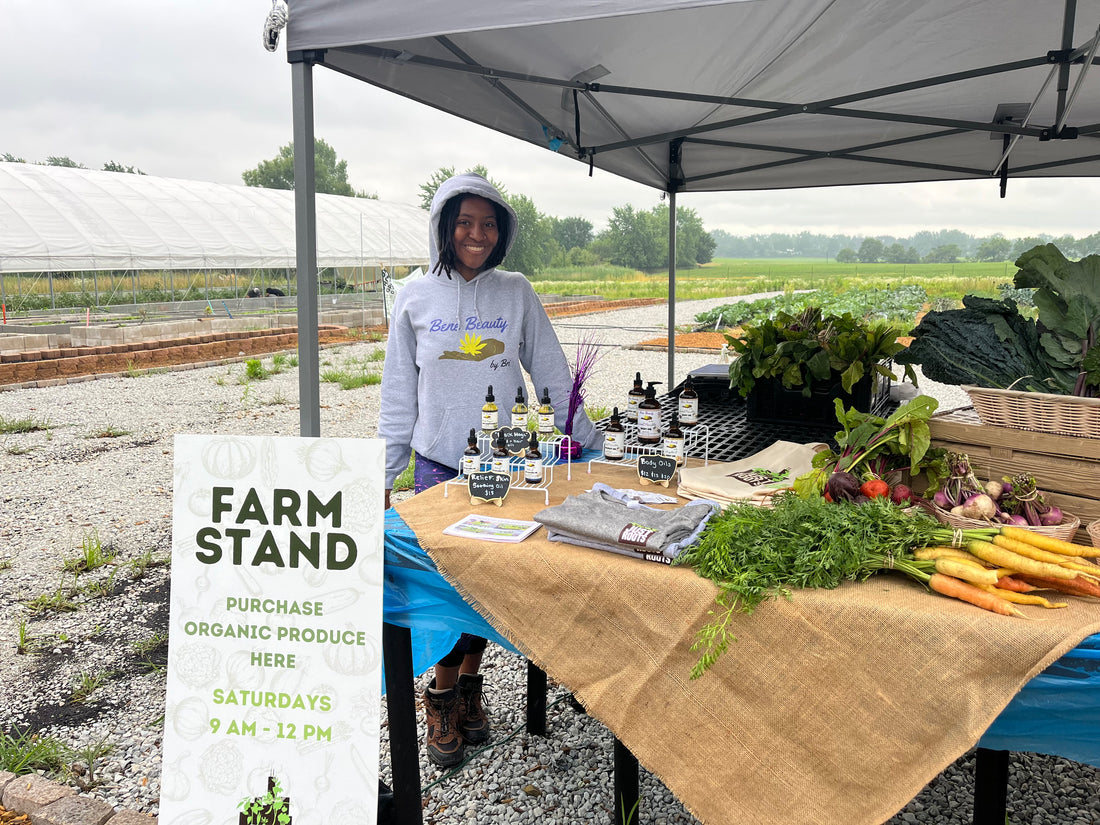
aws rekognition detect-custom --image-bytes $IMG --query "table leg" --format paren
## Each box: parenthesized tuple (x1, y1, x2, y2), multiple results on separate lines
(972, 747, 1009, 825)
(526, 659, 547, 735)
(614, 738, 640, 825)
(382, 622, 423, 825)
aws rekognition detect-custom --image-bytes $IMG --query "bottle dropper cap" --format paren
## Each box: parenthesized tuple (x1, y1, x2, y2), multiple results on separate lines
(486, 385, 494, 401)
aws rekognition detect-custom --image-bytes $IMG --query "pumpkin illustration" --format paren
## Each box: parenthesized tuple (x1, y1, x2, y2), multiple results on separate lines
(297, 439, 350, 481)
(201, 437, 257, 479)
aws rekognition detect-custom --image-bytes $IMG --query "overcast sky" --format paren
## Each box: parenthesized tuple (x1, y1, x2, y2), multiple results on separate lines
(5, 0, 1100, 241)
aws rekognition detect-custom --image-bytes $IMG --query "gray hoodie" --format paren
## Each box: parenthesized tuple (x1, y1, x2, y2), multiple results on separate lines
(378, 173, 602, 488)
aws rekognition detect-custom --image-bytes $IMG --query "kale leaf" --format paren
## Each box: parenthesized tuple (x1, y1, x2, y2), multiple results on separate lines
(895, 295, 1075, 393)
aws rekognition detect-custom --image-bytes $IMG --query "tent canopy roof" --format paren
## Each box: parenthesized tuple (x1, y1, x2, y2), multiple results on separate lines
(287, 0, 1100, 194)
(0, 162, 428, 273)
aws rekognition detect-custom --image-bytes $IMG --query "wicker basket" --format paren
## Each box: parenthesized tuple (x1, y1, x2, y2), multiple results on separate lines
(1088, 520, 1100, 548)
(963, 385, 1100, 439)
(929, 503, 1081, 543)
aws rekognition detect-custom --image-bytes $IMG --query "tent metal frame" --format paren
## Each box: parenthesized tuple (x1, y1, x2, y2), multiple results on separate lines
(291, 0, 1099, 432)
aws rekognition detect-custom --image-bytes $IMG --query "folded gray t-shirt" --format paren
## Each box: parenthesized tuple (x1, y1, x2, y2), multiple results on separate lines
(533, 483, 720, 564)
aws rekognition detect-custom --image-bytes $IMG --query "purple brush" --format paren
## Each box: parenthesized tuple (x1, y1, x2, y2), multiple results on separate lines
(563, 332, 607, 458)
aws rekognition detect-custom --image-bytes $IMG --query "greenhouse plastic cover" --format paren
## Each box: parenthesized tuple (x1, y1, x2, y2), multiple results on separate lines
(0, 162, 429, 273)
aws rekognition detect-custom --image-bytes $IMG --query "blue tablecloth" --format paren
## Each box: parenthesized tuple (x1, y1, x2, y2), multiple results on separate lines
(383, 511, 1100, 768)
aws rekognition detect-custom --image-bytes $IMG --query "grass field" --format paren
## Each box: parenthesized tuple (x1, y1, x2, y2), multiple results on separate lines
(0, 258, 1017, 314)
(528, 258, 1017, 303)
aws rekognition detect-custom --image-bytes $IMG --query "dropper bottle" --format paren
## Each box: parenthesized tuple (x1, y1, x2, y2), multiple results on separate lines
(603, 406, 625, 460)
(481, 385, 498, 432)
(537, 387, 555, 435)
(626, 372, 645, 422)
(637, 381, 663, 444)
(523, 431, 543, 484)
(511, 386, 528, 428)
(461, 428, 481, 476)
(678, 374, 699, 427)
(490, 431, 510, 474)
(663, 412, 685, 465)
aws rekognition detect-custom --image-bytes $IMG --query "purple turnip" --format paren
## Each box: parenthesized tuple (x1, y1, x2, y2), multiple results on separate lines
(826, 471, 862, 502)
(1039, 506, 1064, 526)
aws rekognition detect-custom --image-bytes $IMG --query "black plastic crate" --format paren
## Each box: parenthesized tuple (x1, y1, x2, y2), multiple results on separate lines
(745, 365, 892, 426)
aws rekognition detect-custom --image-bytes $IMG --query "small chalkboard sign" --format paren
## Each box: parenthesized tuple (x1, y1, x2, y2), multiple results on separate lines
(498, 426, 530, 455)
(637, 454, 677, 487)
(468, 471, 510, 506)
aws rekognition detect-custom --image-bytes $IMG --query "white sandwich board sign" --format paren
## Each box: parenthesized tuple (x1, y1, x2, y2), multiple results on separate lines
(162, 434, 385, 825)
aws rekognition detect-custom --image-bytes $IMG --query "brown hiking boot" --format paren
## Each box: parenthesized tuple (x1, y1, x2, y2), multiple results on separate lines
(456, 673, 490, 745)
(423, 679, 464, 767)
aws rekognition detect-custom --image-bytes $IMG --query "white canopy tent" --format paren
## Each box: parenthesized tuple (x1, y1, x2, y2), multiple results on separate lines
(282, 3, 1100, 821)
(284, 0, 1100, 436)
(0, 162, 428, 272)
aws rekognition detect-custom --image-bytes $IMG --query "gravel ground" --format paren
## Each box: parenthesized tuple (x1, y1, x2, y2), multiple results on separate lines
(1, 295, 1098, 824)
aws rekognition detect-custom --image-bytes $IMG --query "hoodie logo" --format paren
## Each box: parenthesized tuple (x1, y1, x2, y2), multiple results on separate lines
(432, 315, 509, 361)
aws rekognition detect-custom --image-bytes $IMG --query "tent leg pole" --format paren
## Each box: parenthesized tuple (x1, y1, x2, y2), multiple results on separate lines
(972, 748, 1009, 825)
(291, 52, 322, 438)
(666, 189, 676, 390)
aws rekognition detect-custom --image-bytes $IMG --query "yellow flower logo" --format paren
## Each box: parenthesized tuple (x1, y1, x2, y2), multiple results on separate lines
(458, 332, 486, 357)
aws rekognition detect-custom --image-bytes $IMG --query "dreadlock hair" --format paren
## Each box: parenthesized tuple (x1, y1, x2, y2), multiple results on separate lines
(431, 194, 512, 279)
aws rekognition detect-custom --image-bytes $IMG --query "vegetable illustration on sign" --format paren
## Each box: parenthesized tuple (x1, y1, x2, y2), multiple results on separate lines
(238, 775, 291, 825)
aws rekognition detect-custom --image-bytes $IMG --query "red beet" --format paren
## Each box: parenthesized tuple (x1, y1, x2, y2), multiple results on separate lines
(890, 483, 914, 505)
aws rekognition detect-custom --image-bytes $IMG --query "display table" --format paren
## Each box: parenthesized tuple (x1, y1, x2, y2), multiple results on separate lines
(384, 459, 1100, 825)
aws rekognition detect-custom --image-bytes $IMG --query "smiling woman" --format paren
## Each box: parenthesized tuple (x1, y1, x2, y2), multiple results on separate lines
(376, 171, 604, 767)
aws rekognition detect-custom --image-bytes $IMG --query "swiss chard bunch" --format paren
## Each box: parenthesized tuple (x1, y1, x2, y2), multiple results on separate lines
(727, 306, 914, 398)
(792, 394, 948, 497)
(1014, 244, 1100, 395)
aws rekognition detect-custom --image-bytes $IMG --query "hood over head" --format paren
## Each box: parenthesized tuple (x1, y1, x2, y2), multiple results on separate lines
(429, 173, 518, 276)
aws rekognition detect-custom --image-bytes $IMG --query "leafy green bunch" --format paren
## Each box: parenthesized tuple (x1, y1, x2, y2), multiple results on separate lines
(792, 395, 949, 495)
(897, 243, 1100, 396)
(727, 306, 913, 399)
(1014, 244, 1100, 394)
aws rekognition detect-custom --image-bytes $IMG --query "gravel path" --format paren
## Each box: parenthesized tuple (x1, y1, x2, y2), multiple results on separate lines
(1, 296, 1097, 824)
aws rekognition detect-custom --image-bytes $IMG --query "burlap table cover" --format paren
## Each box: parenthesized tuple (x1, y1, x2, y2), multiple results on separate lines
(395, 462, 1100, 825)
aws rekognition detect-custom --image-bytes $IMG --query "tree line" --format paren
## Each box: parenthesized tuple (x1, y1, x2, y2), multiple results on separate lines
(711, 227, 1100, 263)
(2, 152, 145, 175)
(413, 164, 715, 275)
